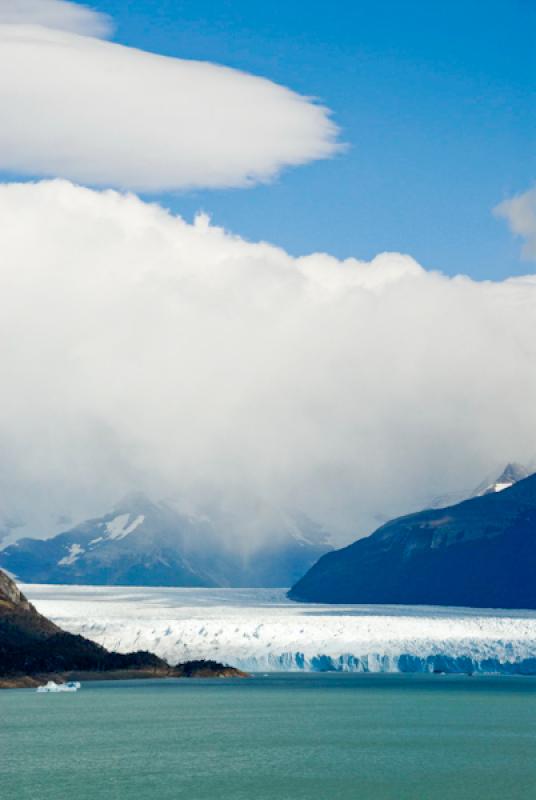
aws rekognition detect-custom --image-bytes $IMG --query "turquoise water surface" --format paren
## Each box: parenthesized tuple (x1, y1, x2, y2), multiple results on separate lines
(1, 673, 535, 800)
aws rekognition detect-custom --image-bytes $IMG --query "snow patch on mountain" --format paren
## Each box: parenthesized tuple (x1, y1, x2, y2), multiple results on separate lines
(427, 462, 534, 510)
(57, 543, 84, 566)
(472, 462, 533, 498)
(105, 513, 145, 541)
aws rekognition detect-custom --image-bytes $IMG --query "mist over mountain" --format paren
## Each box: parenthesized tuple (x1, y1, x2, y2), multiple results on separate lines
(1, 181, 536, 554)
(472, 463, 532, 497)
(427, 462, 533, 509)
(289, 468, 536, 608)
(2, 464, 528, 591)
(0, 494, 332, 588)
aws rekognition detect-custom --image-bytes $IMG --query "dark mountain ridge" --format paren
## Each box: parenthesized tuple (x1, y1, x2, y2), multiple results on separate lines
(0, 570, 246, 686)
(0, 568, 164, 679)
(289, 470, 536, 609)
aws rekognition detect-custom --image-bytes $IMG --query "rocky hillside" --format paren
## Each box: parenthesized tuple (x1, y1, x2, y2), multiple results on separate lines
(0, 570, 246, 685)
(289, 471, 536, 609)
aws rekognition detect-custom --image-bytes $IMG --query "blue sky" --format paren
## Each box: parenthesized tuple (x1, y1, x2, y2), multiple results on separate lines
(83, 0, 536, 280)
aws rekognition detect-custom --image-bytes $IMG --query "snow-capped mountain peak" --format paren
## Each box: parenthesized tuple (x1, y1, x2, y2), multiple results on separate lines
(0, 496, 333, 588)
(472, 462, 533, 497)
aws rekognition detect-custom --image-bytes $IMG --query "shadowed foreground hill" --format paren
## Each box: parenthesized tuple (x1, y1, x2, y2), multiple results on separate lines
(0, 570, 247, 686)
(289, 472, 536, 609)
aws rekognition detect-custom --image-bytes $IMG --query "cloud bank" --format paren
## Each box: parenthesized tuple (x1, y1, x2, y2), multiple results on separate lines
(0, 0, 112, 37)
(495, 185, 536, 261)
(0, 12, 339, 191)
(1, 180, 536, 546)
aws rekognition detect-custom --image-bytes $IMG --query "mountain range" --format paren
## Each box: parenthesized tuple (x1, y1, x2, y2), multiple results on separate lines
(289, 465, 536, 608)
(0, 494, 332, 587)
(1, 463, 533, 599)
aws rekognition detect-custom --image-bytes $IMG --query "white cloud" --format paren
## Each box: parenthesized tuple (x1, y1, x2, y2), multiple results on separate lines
(0, 20, 339, 191)
(495, 185, 536, 260)
(0, 0, 112, 37)
(1, 180, 536, 546)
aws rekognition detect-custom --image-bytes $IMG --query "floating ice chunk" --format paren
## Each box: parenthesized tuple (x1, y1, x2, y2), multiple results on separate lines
(37, 680, 80, 693)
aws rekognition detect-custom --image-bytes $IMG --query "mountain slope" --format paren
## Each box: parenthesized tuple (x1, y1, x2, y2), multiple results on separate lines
(0, 495, 332, 588)
(0, 570, 247, 685)
(0, 569, 165, 678)
(289, 471, 536, 609)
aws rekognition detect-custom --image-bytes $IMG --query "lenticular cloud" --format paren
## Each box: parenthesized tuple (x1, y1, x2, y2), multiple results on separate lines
(0, 19, 339, 191)
(1, 180, 536, 545)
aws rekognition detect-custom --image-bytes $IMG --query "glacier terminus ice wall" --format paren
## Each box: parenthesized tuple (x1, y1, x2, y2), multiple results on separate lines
(23, 585, 536, 675)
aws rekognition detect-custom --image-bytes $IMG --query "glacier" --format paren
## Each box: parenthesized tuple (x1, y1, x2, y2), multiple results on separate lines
(22, 585, 536, 674)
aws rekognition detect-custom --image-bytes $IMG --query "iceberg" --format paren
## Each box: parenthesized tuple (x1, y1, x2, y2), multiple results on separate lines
(23, 585, 536, 675)
(36, 680, 80, 693)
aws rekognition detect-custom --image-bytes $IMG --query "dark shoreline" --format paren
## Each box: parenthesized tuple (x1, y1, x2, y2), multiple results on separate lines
(0, 663, 250, 689)
(1, 570, 249, 689)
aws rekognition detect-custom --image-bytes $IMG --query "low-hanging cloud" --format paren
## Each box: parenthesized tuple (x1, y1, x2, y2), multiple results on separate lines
(0, 7, 339, 191)
(0, 0, 112, 37)
(1, 180, 536, 546)
(495, 185, 536, 261)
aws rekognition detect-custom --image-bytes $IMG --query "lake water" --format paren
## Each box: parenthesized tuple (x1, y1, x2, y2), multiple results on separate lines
(1, 673, 535, 800)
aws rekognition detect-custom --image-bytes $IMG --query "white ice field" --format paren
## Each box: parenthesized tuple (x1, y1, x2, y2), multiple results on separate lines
(23, 585, 536, 674)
